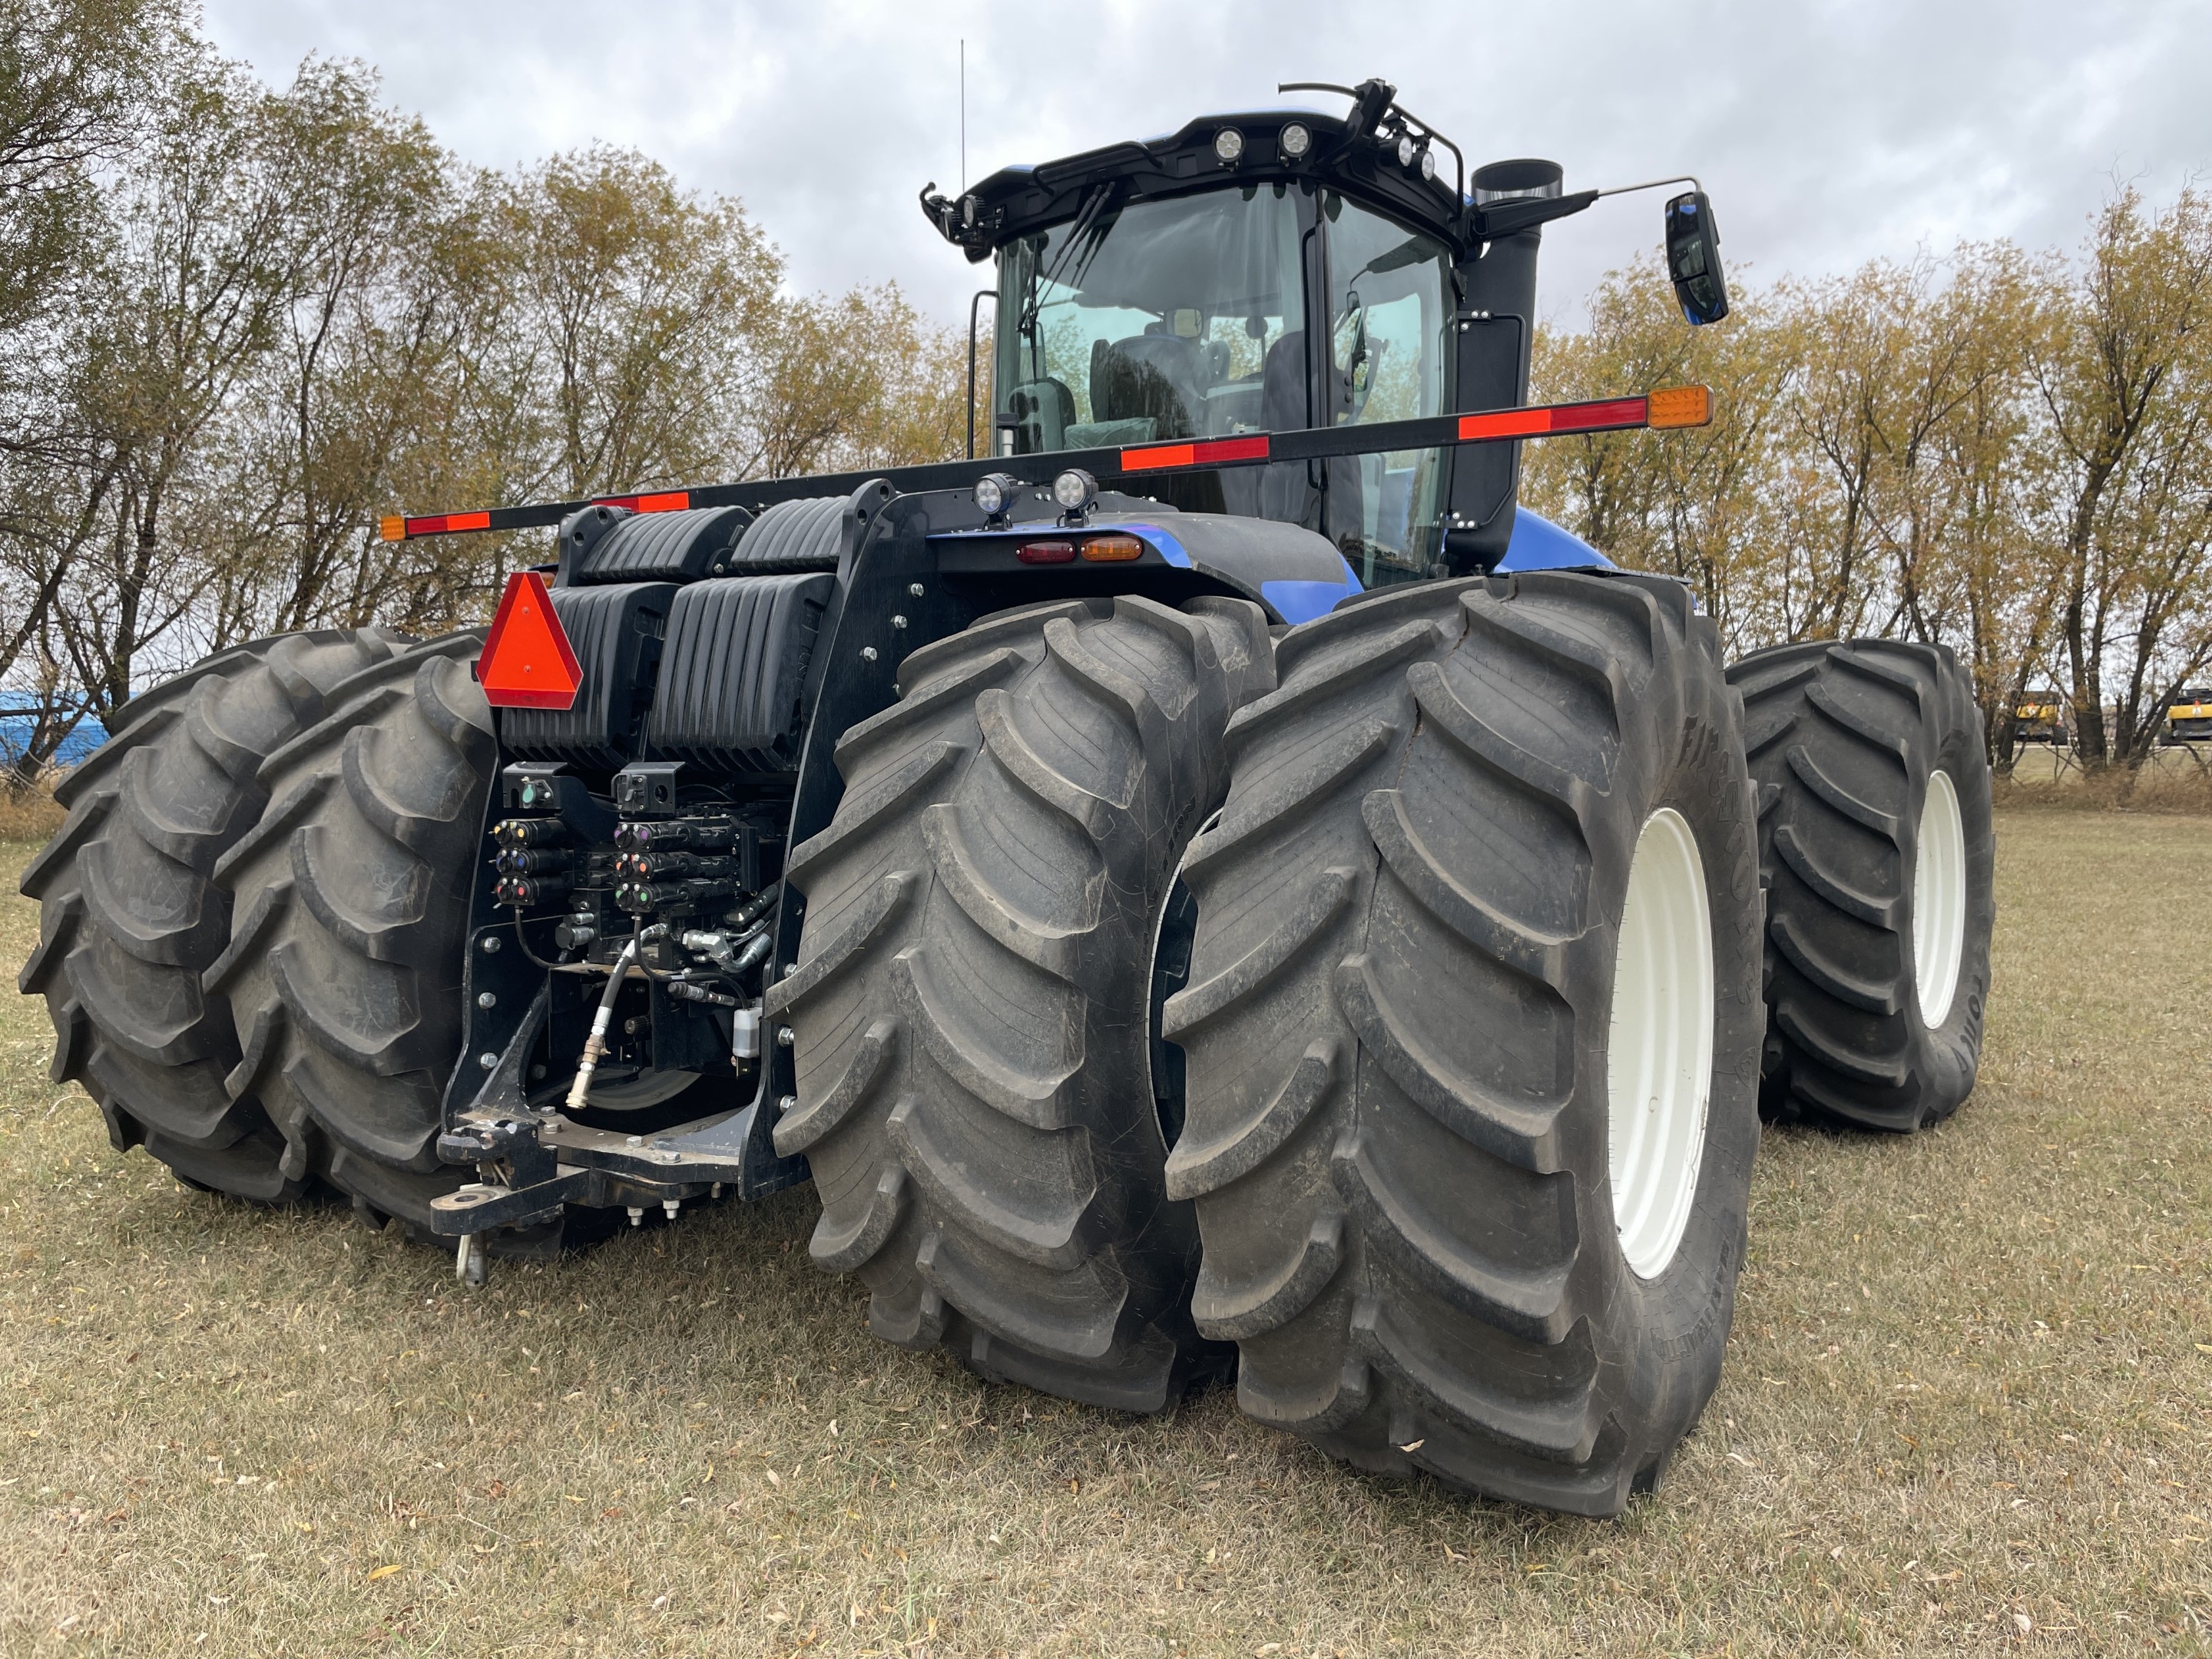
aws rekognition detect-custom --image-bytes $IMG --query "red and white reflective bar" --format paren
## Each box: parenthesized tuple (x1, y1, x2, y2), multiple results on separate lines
(378, 386, 1713, 541)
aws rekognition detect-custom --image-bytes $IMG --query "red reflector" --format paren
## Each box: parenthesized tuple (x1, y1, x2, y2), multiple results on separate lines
(1015, 540, 1078, 565)
(404, 511, 492, 537)
(1120, 435, 1271, 472)
(1458, 396, 1647, 442)
(594, 490, 691, 514)
(478, 571, 583, 710)
(1196, 435, 1270, 464)
(1121, 442, 1195, 472)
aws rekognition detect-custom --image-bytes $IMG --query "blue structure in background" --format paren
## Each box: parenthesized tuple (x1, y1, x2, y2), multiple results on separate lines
(0, 715, 109, 767)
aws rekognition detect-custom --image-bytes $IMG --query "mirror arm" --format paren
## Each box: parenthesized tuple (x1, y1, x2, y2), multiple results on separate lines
(1469, 189, 1599, 240)
(1594, 174, 1707, 202)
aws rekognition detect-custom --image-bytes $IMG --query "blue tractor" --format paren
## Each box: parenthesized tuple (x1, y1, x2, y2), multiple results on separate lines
(21, 80, 1994, 1515)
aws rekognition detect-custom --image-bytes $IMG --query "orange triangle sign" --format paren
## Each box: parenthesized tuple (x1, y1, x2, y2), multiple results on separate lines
(478, 571, 583, 710)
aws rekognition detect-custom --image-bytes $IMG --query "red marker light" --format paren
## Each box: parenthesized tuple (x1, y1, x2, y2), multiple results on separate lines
(477, 571, 583, 710)
(1015, 540, 1078, 564)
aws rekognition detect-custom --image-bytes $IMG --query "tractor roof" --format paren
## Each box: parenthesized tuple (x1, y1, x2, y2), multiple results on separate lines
(922, 95, 1494, 266)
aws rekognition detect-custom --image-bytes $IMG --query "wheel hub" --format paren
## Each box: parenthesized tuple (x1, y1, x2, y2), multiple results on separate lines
(1607, 808, 1716, 1280)
(1912, 769, 1967, 1027)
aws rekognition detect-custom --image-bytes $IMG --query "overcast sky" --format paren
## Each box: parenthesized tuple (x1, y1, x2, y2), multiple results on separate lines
(199, 0, 2210, 330)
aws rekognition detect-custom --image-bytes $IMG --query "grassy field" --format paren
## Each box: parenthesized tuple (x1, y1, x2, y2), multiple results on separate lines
(2, 811, 2207, 1657)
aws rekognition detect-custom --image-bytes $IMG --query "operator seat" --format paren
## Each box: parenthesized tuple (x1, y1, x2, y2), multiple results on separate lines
(1220, 329, 1321, 527)
(1091, 333, 1204, 440)
(1092, 331, 1224, 512)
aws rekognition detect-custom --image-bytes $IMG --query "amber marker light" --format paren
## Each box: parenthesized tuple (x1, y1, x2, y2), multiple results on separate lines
(1080, 535, 1144, 562)
(1647, 385, 1714, 429)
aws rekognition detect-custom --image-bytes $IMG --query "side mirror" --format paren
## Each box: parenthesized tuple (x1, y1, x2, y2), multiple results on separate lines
(1665, 190, 1729, 326)
(1333, 294, 1368, 373)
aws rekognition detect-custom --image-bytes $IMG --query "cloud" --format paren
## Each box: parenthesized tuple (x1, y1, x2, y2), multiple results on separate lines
(200, 0, 2210, 327)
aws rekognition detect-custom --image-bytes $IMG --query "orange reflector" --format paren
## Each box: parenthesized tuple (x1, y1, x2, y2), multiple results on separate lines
(1647, 385, 1714, 429)
(379, 515, 406, 542)
(1081, 535, 1144, 562)
(477, 571, 582, 710)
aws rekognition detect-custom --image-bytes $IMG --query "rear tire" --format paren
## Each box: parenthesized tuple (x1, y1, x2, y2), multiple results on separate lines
(1166, 571, 1763, 1515)
(17, 630, 412, 1199)
(770, 594, 1273, 1412)
(205, 634, 495, 1232)
(1727, 640, 1995, 1131)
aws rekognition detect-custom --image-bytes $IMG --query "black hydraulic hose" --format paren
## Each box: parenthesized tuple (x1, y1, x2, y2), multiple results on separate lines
(509, 907, 570, 970)
(730, 929, 775, 981)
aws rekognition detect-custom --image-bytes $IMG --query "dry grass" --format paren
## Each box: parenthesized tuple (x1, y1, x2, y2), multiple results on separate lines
(2, 814, 2208, 1657)
(1995, 745, 2212, 815)
(0, 778, 66, 844)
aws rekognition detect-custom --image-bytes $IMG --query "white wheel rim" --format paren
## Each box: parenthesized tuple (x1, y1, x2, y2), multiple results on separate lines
(1912, 769, 1967, 1028)
(1608, 808, 1716, 1281)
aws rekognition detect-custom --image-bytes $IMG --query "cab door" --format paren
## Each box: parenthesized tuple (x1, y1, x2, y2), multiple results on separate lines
(1313, 191, 1455, 587)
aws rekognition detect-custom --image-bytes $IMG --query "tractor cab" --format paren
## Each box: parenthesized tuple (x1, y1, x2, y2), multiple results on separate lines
(923, 80, 1648, 588)
(991, 175, 1453, 588)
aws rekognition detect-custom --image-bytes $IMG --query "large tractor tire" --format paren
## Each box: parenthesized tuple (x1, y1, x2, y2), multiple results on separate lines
(205, 633, 495, 1233)
(769, 594, 1274, 1412)
(1727, 640, 1994, 1131)
(18, 630, 412, 1198)
(1164, 571, 1763, 1515)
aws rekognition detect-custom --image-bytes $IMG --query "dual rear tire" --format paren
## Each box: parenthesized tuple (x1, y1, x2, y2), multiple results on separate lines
(782, 583, 1995, 1513)
(781, 571, 1769, 1512)
(18, 630, 413, 1198)
(18, 628, 503, 1233)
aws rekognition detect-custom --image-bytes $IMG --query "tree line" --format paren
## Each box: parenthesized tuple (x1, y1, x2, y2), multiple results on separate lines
(0, 0, 970, 782)
(1524, 190, 2212, 777)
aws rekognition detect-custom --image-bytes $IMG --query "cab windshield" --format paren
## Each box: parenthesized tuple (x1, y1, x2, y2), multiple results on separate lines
(993, 182, 1454, 581)
(998, 184, 1303, 453)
